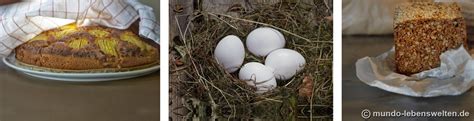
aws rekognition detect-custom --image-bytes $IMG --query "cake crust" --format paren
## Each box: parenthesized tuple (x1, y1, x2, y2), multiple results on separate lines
(394, 2, 462, 24)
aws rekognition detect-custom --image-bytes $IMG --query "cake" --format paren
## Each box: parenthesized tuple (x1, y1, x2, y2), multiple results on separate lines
(15, 24, 159, 70)
(394, 2, 467, 75)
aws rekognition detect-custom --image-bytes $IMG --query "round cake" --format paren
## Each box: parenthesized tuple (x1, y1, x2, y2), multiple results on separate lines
(15, 24, 159, 70)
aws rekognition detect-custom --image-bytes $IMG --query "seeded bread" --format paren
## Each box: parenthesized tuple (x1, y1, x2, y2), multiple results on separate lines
(394, 2, 467, 75)
(15, 24, 159, 70)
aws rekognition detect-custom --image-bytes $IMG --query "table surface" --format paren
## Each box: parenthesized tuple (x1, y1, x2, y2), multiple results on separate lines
(0, 61, 160, 121)
(342, 35, 474, 121)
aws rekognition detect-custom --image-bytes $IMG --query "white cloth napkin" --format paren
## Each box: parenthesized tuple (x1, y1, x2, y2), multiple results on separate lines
(0, 0, 160, 57)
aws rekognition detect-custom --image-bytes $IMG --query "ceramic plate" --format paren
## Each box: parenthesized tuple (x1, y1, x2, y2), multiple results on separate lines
(3, 54, 159, 82)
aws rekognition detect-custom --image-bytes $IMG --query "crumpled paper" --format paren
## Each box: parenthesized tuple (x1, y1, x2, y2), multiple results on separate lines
(0, 0, 159, 57)
(356, 46, 474, 97)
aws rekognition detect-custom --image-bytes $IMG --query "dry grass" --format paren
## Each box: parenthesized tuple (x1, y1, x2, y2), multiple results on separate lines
(171, 0, 332, 120)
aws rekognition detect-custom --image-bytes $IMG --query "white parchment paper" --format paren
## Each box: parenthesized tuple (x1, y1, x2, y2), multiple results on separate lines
(0, 0, 160, 57)
(356, 46, 474, 97)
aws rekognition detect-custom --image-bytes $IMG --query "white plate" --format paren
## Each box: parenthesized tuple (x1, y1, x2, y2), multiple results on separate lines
(3, 55, 159, 82)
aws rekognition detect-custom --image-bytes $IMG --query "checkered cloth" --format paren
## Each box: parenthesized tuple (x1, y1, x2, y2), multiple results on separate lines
(0, 0, 159, 57)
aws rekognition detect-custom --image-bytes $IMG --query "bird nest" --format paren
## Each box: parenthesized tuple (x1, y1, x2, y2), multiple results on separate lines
(170, 0, 332, 120)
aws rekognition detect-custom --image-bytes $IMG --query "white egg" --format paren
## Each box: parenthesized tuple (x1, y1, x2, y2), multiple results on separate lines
(239, 62, 277, 93)
(246, 27, 285, 57)
(214, 35, 245, 73)
(239, 62, 274, 83)
(256, 77, 277, 94)
(265, 49, 306, 80)
(270, 28, 285, 42)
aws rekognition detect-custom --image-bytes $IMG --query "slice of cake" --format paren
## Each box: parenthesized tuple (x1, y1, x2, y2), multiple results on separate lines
(15, 24, 159, 70)
(394, 2, 467, 75)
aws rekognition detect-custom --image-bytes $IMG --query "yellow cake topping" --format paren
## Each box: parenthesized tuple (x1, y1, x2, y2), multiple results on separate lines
(28, 24, 154, 53)
(29, 34, 48, 42)
(67, 38, 89, 49)
(89, 29, 110, 38)
(54, 24, 79, 39)
(120, 31, 150, 51)
(96, 38, 118, 56)
(59, 24, 77, 30)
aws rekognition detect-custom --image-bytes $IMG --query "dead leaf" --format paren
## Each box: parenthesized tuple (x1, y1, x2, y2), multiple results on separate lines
(298, 75, 314, 98)
(174, 46, 187, 61)
(325, 16, 333, 21)
(174, 4, 184, 13)
(174, 59, 184, 66)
